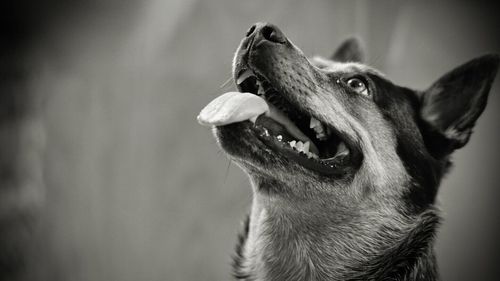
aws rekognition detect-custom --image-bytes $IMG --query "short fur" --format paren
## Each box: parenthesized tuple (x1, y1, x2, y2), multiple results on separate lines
(207, 23, 499, 281)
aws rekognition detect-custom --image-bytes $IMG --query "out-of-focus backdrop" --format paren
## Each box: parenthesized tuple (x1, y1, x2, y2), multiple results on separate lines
(1, 0, 499, 280)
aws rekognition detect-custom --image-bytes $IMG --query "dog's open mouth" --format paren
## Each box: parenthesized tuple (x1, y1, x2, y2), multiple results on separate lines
(198, 67, 359, 175)
(234, 68, 354, 174)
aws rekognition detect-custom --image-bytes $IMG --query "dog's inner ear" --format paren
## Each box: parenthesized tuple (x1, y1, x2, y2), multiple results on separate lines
(420, 54, 499, 157)
(331, 37, 365, 63)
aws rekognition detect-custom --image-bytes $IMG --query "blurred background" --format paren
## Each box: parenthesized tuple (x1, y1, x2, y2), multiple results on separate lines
(1, 0, 499, 280)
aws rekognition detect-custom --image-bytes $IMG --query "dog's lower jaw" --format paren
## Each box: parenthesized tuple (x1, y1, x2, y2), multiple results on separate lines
(233, 182, 441, 281)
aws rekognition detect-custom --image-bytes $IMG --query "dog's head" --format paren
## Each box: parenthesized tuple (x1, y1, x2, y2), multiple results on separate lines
(205, 23, 498, 217)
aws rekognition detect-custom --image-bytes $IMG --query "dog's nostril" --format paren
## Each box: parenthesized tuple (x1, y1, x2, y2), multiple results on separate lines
(246, 25, 256, 37)
(261, 25, 286, 43)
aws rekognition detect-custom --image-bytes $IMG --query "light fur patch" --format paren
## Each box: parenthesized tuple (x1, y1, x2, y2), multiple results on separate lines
(310, 56, 386, 77)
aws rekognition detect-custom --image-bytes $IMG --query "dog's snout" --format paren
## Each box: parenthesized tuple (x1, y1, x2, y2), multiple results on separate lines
(246, 23, 286, 44)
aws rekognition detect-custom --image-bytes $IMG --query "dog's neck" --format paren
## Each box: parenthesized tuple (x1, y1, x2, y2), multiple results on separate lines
(233, 182, 440, 281)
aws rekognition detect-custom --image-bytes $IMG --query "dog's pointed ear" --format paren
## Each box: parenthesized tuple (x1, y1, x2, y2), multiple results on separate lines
(420, 54, 499, 157)
(331, 37, 365, 63)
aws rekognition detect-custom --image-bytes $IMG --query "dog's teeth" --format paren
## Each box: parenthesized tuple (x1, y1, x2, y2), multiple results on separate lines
(313, 124, 331, 141)
(249, 115, 259, 123)
(308, 151, 319, 159)
(291, 141, 312, 155)
(310, 117, 331, 141)
(312, 122, 327, 140)
(296, 141, 304, 151)
(309, 117, 321, 129)
(276, 135, 283, 141)
(236, 69, 254, 85)
(336, 141, 349, 156)
(303, 141, 310, 153)
(316, 132, 326, 140)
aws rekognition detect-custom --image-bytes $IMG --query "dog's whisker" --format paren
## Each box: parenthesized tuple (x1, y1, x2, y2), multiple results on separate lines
(369, 52, 386, 68)
(220, 76, 234, 89)
(223, 158, 232, 185)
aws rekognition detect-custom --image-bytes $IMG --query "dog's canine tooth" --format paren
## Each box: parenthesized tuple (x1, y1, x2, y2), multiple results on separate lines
(335, 141, 349, 156)
(311, 120, 328, 140)
(310, 117, 331, 142)
(309, 117, 321, 129)
(313, 123, 331, 141)
(236, 69, 254, 85)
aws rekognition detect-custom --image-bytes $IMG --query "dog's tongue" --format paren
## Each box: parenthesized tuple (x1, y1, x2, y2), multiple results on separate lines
(197, 92, 269, 126)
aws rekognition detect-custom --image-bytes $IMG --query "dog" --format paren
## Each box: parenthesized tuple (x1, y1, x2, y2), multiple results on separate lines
(198, 22, 499, 281)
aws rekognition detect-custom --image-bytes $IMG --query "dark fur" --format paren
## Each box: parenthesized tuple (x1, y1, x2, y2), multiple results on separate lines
(208, 23, 499, 280)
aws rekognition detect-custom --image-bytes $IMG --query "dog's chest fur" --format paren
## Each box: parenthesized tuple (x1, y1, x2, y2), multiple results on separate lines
(233, 190, 440, 281)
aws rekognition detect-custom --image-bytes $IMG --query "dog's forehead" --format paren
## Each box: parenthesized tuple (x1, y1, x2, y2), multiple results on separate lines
(310, 56, 385, 77)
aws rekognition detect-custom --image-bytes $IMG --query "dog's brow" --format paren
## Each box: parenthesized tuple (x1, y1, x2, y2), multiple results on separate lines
(310, 56, 385, 77)
(342, 62, 385, 76)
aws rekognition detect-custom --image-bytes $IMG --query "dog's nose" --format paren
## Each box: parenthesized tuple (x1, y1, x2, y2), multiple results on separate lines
(246, 22, 286, 44)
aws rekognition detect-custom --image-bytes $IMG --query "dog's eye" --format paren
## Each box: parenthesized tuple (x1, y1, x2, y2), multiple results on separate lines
(346, 77, 369, 96)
